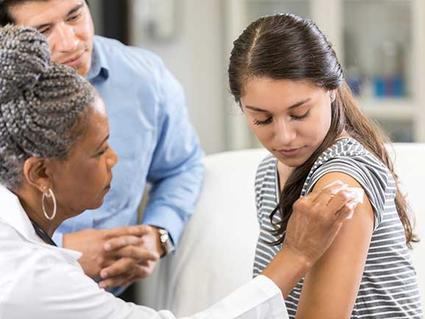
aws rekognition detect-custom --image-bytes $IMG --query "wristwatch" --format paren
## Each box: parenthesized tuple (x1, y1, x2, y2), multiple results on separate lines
(158, 228, 175, 257)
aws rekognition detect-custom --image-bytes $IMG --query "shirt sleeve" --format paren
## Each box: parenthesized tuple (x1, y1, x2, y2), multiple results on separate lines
(142, 60, 204, 245)
(305, 154, 395, 230)
(4, 250, 173, 319)
(186, 276, 288, 319)
(4, 248, 287, 319)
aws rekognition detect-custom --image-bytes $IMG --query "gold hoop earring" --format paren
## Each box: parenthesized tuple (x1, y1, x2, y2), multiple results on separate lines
(42, 188, 57, 221)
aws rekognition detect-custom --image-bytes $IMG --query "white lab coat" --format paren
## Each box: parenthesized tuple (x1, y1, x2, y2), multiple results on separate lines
(0, 185, 288, 319)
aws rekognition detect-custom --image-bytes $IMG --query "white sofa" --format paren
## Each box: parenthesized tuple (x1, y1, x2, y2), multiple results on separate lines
(138, 144, 425, 316)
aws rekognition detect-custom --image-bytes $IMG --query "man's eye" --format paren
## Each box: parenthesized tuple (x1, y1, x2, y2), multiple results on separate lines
(38, 27, 51, 35)
(67, 12, 81, 22)
(253, 117, 273, 126)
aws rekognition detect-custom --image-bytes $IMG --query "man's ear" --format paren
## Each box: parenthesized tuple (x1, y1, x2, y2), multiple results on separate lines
(22, 157, 51, 193)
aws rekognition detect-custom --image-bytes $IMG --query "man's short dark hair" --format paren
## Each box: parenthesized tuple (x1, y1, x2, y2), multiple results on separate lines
(0, 0, 89, 26)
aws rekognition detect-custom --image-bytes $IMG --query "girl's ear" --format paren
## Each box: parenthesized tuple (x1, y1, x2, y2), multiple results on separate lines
(329, 90, 337, 103)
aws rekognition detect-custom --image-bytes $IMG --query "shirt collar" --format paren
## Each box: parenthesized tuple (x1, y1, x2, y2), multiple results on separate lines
(0, 184, 41, 243)
(87, 37, 110, 81)
(0, 184, 81, 260)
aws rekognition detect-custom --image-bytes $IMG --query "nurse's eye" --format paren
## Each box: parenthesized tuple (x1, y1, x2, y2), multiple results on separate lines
(253, 117, 273, 126)
(95, 146, 109, 157)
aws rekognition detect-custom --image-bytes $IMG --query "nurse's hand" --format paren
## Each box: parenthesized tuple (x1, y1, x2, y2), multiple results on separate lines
(262, 180, 363, 296)
(284, 180, 363, 266)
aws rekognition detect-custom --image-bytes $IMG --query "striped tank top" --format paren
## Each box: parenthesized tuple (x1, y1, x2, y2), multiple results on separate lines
(253, 138, 423, 318)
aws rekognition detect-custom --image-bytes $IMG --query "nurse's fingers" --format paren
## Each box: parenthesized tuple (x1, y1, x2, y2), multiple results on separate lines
(99, 258, 137, 289)
(99, 272, 133, 289)
(100, 251, 158, 280)
(99, 264, 153, 289)
(327, 187, 364, 218)
(310, 180, 347, 206)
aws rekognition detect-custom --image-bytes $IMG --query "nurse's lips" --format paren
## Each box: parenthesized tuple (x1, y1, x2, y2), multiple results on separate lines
(104, 177, 112, 191)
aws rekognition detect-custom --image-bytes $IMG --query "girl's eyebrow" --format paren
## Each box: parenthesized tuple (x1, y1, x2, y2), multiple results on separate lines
(244, 98, 311, 112)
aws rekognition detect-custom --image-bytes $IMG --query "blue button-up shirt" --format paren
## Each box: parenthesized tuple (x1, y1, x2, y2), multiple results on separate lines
(53, 36, 204, 247)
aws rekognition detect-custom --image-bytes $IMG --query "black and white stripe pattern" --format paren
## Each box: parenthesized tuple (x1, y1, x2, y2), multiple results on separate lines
(253, 138, 423, 318)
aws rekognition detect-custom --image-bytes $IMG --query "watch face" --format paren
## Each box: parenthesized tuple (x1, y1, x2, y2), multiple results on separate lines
(158, 229, 175, 256)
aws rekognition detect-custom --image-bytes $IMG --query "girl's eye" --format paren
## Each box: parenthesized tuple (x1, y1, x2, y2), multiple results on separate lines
(290, 111, 310, 120)
(253, 117, 273, 126)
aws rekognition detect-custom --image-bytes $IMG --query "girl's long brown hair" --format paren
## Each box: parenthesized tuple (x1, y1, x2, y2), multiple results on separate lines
(228, 14, 418, 247)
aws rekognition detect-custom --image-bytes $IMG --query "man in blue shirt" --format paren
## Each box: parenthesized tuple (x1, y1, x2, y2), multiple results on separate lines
(1, 0, 204, 291)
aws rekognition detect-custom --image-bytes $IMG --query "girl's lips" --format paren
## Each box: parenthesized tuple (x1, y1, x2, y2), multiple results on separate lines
(277, 147, 303, 157)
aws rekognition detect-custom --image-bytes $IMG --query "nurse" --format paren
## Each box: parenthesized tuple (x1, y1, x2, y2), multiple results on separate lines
(0, 25, 361, 319)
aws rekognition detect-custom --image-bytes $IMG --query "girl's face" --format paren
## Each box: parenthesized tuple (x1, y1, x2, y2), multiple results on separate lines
(240, 77, 334, 168)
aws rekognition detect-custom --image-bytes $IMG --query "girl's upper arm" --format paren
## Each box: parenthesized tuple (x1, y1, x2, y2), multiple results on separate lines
(295, 171, 375, 319)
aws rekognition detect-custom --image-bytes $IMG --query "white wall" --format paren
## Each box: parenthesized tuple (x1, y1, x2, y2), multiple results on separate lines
(129, 0, 229, 154)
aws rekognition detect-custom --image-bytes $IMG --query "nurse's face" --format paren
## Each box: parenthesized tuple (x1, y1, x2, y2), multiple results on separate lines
(240, 77, 334, 168)
(47, 96, 118, 219)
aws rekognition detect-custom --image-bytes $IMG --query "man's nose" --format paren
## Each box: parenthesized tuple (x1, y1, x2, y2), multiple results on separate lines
(50, 23, 79, 53)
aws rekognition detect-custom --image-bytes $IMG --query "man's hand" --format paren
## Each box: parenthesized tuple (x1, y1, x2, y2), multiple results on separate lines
(262, 180, 364, 296)
(98, 225, 164, 289)
(62, 225, 158, 280)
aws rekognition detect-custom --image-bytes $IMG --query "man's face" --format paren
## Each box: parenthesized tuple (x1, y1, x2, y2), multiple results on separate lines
(9, 0, 94, 76)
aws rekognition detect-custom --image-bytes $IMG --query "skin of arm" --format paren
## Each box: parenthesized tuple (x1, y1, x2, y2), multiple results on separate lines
(295, 172, 375, 319)
(263, 180, 363, 298)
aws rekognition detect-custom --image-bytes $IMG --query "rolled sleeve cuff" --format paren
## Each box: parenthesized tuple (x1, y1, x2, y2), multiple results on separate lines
(253, 275, 284, 298)
(142, 204, 186, 245)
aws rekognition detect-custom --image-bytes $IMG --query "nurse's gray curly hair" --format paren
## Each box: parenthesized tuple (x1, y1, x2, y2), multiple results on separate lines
(0, 25, 95, 189)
